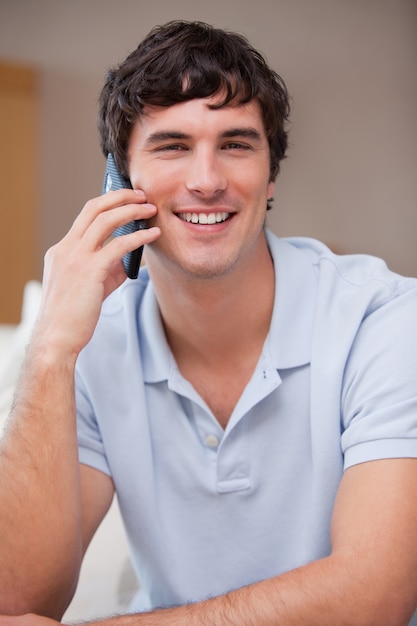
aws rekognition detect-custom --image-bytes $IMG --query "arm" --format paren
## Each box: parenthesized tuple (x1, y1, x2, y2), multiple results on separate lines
(138, 458, 417, 625)
(29, 457, 417, 626)
(0, 189, 160, 619)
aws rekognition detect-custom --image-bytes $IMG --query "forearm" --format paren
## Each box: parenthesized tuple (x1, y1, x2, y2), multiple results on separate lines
(64, 568, 316, 626)
(0, 336, 82, 618)
(67, 554, 414, 626)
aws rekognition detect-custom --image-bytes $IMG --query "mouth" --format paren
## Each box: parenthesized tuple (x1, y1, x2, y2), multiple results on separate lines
(177, 211, 231, 225)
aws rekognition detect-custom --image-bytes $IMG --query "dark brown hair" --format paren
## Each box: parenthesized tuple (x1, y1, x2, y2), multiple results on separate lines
(98, 20, 290, 183)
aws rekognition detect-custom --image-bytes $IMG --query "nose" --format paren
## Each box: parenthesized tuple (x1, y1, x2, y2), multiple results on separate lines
(185, 147, 227, 197)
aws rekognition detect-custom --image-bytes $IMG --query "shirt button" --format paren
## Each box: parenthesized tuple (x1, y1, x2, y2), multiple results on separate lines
(205, 434, 219, 448)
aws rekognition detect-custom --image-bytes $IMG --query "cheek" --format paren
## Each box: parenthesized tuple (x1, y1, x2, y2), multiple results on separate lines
(132, 166, 174, 205)
(242, 175, 273, 209)
(239, 159, 273, 199)
(146, 182, 178, 210)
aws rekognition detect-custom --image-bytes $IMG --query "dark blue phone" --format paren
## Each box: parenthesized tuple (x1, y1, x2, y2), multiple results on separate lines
(102, 153, 146, 279)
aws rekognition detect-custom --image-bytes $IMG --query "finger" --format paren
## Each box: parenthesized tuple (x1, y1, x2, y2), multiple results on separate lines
(80, 201, 157, 252)
(69, 188, 147, 238)
(98, 225, 161, 276)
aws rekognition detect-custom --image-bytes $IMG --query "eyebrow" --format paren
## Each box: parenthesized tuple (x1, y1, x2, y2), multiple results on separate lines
(220, 128, 263, 141)
(145, 131, 191, 146)
(144, 127, 263, 146)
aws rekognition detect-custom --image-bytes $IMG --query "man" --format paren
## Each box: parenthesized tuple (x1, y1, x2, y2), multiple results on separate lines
(1, 20, 417, 626)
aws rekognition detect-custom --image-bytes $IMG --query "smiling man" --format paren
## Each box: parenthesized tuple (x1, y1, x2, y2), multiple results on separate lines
(128, 97, 274, 284)
(1, 20, 417, 626)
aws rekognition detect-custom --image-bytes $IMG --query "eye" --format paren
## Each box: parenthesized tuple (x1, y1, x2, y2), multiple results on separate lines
(156, 144, 188, 152)
(223, 142, 252, 151)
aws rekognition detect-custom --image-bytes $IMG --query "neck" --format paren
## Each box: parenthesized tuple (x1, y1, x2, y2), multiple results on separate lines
(145, 231, 275, 367)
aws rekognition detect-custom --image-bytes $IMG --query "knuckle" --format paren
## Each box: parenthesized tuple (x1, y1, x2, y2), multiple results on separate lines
(44, 244, 57, 263)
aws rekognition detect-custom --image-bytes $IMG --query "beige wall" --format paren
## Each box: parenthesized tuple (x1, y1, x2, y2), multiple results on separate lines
(1, 0, 416, 276)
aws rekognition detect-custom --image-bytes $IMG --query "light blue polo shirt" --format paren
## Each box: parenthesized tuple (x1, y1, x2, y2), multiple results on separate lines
(76, 230, 417, 615)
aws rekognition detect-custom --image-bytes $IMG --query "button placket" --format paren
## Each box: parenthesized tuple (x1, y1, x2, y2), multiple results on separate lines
(216, 417, 251, 493)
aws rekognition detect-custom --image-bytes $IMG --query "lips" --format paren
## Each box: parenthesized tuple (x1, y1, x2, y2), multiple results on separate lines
(177, 211, 230, 224)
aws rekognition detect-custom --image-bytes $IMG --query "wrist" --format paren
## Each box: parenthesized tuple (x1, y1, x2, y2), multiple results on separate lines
(28, 320, 83, 369)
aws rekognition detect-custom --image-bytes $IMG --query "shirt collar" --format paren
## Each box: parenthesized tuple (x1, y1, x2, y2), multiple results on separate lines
(140, 230, 317, 382)
(264, 230, 316, 369)
(139, 278, 174, 383)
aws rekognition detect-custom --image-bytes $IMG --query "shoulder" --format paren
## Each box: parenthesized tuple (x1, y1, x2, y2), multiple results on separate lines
(267, 230, 417, 313)
(100, 266, 151, 320)
(78, 267, 153, 363)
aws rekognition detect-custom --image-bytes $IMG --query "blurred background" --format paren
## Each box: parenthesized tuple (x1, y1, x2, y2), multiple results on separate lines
(1, 0, 416, 322)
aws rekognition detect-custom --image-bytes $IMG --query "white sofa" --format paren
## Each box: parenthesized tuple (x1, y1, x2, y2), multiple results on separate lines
(0, 282, 138, 622)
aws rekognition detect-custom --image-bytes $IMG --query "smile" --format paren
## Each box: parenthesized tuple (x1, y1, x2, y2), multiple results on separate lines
(177, 211, 230, 225)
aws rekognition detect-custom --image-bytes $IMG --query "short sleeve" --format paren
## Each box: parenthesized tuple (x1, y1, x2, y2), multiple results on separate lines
(75, 369, 111, 476)
(341, 286, 417, 468)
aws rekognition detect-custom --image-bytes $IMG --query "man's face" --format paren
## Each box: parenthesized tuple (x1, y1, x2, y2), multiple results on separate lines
(127, 95, 275, 280)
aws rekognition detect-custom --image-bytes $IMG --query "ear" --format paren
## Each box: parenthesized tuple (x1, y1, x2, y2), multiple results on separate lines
(267, 181, 275, 199)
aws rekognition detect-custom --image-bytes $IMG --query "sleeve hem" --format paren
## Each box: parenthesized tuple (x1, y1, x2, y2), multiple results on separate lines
(78, 445, 111, 477)
(344, 439, 417, 470)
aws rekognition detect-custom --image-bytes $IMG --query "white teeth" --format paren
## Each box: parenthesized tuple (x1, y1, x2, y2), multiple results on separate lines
(179, 211, 230, 224)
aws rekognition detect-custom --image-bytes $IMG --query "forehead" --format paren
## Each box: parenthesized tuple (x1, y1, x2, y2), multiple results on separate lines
(132, 96, 267, 142)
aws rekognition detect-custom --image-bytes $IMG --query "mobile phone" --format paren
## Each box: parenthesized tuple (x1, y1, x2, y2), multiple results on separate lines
(102, 153, 146, 279)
